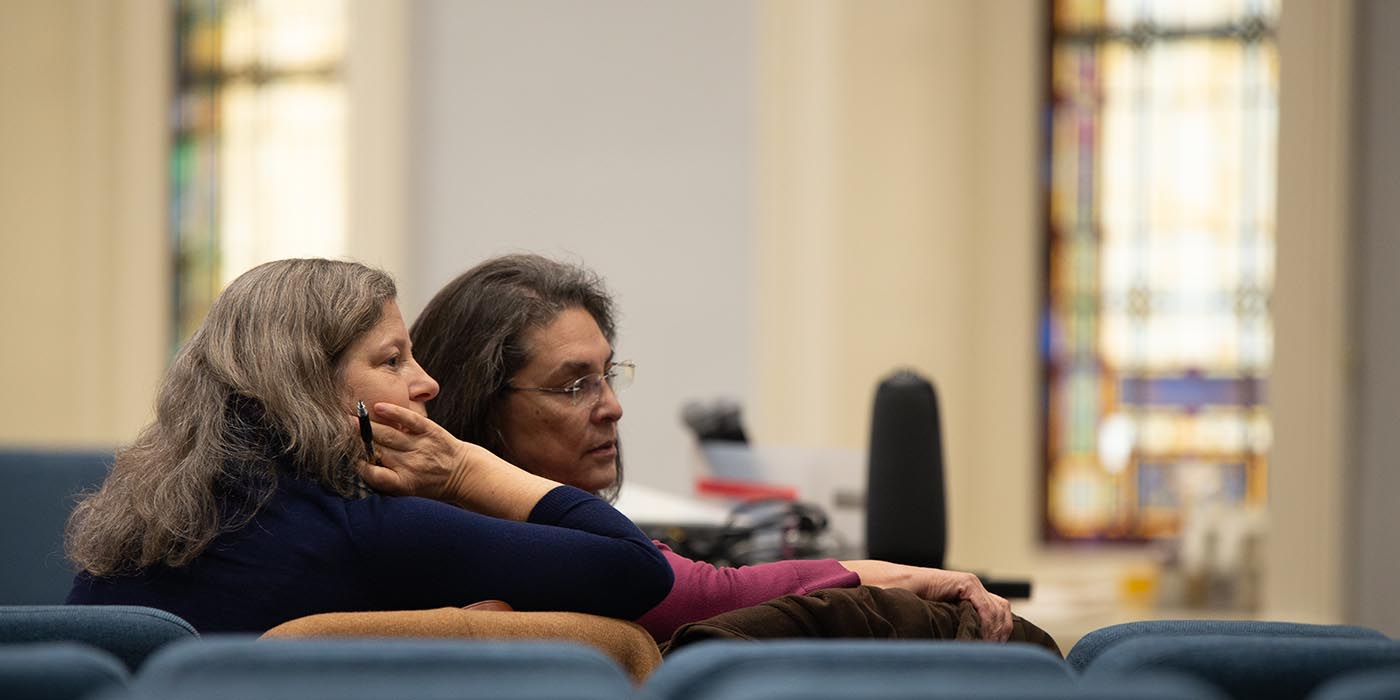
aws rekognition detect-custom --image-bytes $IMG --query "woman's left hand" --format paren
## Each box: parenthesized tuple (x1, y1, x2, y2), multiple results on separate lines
(354, 402, 472, 503)
(355, 402, 559, 521)
(839, 559, 1013, 642)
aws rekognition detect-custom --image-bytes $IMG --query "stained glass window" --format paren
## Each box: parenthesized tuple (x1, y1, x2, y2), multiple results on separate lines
(172, 0, 348, 347)
(1043, 0, 1278, 541)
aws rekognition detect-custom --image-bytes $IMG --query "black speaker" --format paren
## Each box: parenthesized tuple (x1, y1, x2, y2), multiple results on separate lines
(865, 369, 946, 569)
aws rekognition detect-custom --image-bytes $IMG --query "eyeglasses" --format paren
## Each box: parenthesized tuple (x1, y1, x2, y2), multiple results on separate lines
(507, 360, 635, 407)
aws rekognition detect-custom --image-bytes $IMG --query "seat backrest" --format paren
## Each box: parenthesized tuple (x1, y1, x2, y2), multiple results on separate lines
(1311, 667, 1400, 700)
(0, 605, 198, 671)
(0, 642, 129, 700)
(262, 606, 662, 683)
(1066, 619, 1389, 671)
(1083, 635, 1400, 700)
(0, 449, 112, 604)
(642, 640, 1071, 700)
(686, 672, 1228, 700)
(135, 636, 634, 700)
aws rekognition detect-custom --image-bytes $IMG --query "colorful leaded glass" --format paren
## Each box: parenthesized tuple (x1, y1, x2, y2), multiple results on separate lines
(171, 0, 347, 349)
(1043, 0, 1277, 541)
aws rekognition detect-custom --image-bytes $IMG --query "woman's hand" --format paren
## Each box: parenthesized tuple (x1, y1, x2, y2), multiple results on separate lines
(355, 402, 557, 521)
(838, 559, 1013, 642)
(355, 402, 473, 503)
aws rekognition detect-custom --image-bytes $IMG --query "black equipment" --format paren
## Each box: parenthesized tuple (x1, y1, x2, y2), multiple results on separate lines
(866, 369, 948, 569)
(865, 369, 1031, 599)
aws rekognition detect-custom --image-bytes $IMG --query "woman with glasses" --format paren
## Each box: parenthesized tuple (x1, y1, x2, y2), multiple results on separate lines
(409, 254, 1014, 644)
(65, 259, 673, 632)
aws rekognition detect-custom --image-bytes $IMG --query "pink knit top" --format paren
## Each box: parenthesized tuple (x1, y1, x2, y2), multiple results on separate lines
(636, 542, 861, 642)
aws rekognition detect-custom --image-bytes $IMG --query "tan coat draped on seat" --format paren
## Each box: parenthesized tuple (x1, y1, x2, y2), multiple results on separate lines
(260, 604, 662, 683)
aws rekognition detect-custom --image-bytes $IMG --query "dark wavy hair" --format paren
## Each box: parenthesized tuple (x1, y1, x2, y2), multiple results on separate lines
(411, 254, 622, 502)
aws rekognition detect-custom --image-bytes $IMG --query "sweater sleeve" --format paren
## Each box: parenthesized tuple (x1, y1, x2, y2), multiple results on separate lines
(635, 543, 860, 641)
(349, 485, 673, 620)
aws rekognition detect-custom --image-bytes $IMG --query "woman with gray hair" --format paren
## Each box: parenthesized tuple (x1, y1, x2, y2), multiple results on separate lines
(409, 254, 1014, 643)
(65, 258, 672, 632)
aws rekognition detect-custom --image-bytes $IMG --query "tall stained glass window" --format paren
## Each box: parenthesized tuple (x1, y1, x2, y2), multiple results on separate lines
(1043, 0, 1278, 541)
(172, 0, 348, 347)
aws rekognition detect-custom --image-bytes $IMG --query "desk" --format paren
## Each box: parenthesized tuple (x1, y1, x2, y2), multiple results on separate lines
(613, 482, 731, 530)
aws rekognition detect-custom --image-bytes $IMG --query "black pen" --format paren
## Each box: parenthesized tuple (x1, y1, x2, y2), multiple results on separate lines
(356, 400, 376, 462)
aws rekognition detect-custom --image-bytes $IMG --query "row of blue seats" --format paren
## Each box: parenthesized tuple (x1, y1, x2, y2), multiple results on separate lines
(5, 635, 1400, 700)
(4, 451, 1400, 699)
(2, 605, 1398, 699)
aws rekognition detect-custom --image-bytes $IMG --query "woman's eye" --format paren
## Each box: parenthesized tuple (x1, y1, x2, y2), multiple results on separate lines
(385, 355, 401, 369)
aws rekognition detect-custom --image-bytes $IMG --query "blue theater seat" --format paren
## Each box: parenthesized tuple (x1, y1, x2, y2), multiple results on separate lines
(1082, 635, 1400, 700)
(660, 672, 1227, 700)
(1311, 667, 1400, 700)
(1066, 619, 1388, 672)
(0, 642, 129, 700)
(0, 605, 198, 672)
(0, 449, 112, 605)
(125, 636, 634, 700)
(641, 640, 1071, 700)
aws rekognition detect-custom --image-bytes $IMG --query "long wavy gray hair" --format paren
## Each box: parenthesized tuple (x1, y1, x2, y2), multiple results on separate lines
(67, 258, 396, 576)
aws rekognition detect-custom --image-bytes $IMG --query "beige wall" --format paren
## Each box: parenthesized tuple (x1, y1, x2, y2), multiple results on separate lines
(754, 0, 1044, 574)
(755, 0, 1358, 626)
(1266, 0, 1354, 624)
(755, 0, 975, 451)
(0, 0, 412, 448)
(0, 0, 169, 447)
(346, 0, 412, 284)
(1353, 0, 1400, 637)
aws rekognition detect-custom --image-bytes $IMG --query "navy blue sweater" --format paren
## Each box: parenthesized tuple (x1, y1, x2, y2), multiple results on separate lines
(67, 475, 673, 633)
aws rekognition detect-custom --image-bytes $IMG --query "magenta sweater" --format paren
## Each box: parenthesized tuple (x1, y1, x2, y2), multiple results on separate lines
(635, 542, 860, 641)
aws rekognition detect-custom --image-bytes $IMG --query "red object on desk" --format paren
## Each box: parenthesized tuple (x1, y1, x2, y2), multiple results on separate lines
(694, 477, 797, 502)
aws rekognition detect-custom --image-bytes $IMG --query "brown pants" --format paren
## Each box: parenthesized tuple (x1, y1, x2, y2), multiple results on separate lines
(662, 585, 1060, 657)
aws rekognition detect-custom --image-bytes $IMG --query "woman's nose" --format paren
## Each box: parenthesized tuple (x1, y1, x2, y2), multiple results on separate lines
(593, 380, 623, 422)
(411, 364, 440, 402)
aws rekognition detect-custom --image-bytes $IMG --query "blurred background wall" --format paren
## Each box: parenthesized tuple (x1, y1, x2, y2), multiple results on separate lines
(408, 0, 755, 501)
(1, 0, 1396, 637)
(0, 1, 167, 447)
(1350, 0, 1400, 641)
